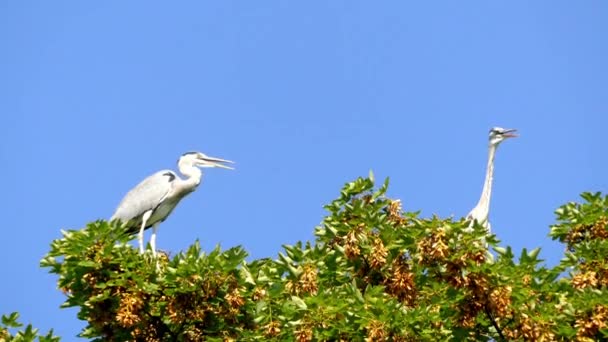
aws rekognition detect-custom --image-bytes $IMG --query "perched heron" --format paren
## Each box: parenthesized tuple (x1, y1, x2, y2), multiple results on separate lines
(111, 151, 234, 256)
(466, 127, 517, 233)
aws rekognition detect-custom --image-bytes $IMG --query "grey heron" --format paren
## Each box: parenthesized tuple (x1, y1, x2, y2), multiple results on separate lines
(111, 151, 234, 256)
(466, 127, 517, 233)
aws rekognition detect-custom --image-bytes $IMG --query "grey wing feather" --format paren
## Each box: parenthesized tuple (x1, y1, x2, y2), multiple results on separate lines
(111, 170, 176, 232)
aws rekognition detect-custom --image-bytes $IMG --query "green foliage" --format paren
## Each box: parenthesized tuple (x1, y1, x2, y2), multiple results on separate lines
(40, 221, 253, 341)
(0, 312, 59, 342)
(34, 178, 608, 341)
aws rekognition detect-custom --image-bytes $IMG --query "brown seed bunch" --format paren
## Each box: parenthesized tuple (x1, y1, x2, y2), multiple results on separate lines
(599, 268, 608, 288)
(566, 216, 608, 250)
(166, 297, 185, 324)
(457, 274, 489, 327)
(387, 199, 407, 225)
(183, 326, 204, 342)
(156, 250, 171, 266)
(572, 271, 598, 290)
(225, 288, 245, 309)
(82, 273, 97, 288)
(488, 286, 512, 319)
(464, 249, 486, 265)
(578, 261, 608, 288)
(416, 227, 449, 265)
(344, 229, 361, 260)
(286, 264, 319, 296)
(369, 237, 388, 270)
(294, 325, 313, 342)
(466, 273, 489, 298)
(575, 305, 608, 340)
(166, 293, 206, 325)
(265, 321, 281, 338)
(385, 260, 417, 306)
(365, 320, 387, 341)
(300, 264, 319, 295)
(285, 280, 296, 295)
(252, 287, 266, 301)
(457, 300, 484, 328)
(444, 261, 467, 287)
(505, 313, 556, 341)
(592, 216, 608, 239)
(140, 325, 163, 342)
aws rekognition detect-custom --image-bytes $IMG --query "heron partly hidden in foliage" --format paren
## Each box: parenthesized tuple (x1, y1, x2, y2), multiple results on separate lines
(111, 151, 234, 256)
(466, 127, 518, 234)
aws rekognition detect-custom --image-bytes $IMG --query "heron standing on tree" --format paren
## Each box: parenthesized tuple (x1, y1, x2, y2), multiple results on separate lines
(466, 127, 517, 233)
(111, 151, 234, 256)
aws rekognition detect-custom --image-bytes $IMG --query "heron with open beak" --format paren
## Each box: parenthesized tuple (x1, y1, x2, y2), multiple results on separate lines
(111, 151, 234, 256)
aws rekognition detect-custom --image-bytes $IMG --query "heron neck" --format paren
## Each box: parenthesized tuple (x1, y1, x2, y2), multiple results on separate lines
(177, 164, 202, 193)
(475, 143, 497, 217)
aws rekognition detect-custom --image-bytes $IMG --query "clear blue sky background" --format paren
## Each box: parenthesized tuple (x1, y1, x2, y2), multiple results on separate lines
(1, 1, 606, 339)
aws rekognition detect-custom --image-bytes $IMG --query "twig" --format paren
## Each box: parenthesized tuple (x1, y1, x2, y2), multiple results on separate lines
(484, 305, 506, 341)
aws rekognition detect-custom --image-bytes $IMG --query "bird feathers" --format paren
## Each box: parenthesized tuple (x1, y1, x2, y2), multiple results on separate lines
(111, 170, 177, 233)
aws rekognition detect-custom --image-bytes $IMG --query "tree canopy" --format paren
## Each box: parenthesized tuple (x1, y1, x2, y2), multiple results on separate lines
(3, 175, 608, 341)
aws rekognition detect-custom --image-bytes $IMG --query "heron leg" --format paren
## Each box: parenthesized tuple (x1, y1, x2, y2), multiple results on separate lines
(139, 211, 153, 254)
(150, 223, 159, 258)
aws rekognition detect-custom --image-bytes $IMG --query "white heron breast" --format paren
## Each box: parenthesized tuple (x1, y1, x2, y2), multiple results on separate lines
(148, 198, 181, 226)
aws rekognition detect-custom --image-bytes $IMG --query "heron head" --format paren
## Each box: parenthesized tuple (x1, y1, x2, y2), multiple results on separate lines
(180, 151, 234, 170)
(489, 127, 518, 146)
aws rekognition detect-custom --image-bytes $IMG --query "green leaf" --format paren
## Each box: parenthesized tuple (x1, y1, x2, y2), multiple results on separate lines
(77, 260, 97, 267)
(528, 247, 541, 259)
(291, 296, 308, 310)
(2, 312, 22, 328)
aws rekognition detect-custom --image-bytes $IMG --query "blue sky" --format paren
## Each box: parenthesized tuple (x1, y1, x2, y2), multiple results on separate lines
(1, 1, 606, 338)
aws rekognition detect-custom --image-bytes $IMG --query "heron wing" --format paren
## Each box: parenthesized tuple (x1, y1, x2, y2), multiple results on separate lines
(111, 170, 177, 233)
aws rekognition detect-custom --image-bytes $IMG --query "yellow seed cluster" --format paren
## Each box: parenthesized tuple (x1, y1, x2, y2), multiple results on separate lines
(116, 292, 144, 328)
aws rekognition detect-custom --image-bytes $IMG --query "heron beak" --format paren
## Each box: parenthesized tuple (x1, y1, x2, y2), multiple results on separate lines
(502, 128, 518, 138)
(200, 156, 235, 170)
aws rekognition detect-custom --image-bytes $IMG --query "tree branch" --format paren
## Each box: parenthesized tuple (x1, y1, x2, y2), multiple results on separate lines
(484, 305, 506, 341)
